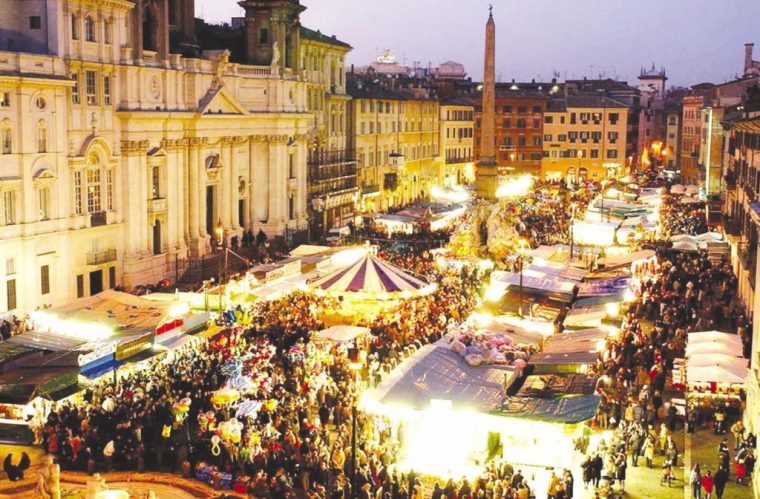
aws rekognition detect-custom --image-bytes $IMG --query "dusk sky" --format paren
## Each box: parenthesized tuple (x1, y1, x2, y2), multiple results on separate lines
(197, 0, 760, 88)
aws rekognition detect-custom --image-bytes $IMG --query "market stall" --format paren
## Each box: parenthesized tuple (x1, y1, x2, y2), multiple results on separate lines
(528, 328, 609, 374)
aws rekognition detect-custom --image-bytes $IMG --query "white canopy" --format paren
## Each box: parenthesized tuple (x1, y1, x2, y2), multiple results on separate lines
(680, 196, 702, 205)
(316, 325, 370, 344)
(686, 341, 743, 357)
(686, 353, 744, 367)
(687, 361, 748, 384)
(601, 249, 656, 269)
(670, 184, 685, 194)
(491, 269, 577, 300)
(688, 331, 743, 347)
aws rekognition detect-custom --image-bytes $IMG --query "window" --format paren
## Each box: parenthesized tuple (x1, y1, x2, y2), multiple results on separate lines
(609, 112, 619, 125)
(592, 132, 602, 143)
(288, 154, 295, 179)
(85, 16, 96, 42)
(37, 123, 47, 153)
(85, 71, 97, 105)
(106, 169, 113, 210)
(0, 92, 8, 107)
(86, 169, 101, 212)
(607, 150, 619, 159)
(518, 135, 527, 146)
(608, 131, 619, 144)
(6, 279, 16, 311)
(558, 134, 567, 142)
(590, 149, 599, 159)
(74, 170, 83, 214)
(580, 112, 590, 123)
(109, 266, 116, 289)
(29, 16, 42, 30)
(503, 118, 511, 128)
(259, 28, 269, 44)
(503, 136, 512, 146)
(544, 116, 553, 124)
(5, 259, 14, 276)
(570, 113, 577, 125)
(1, 128, 10, 154)
(39, 187, 49, 220)
(103, 75, 111, 105)
(77, 275, 84, 298)
(568, 131, 578, 142)
(532, 136, 541, 146)
(560, 116, 566, 124)
(544, 134, 553, 142)
(532, 118, 540, 129)
(151, 166, 160, 198)
(71, 14, 79, 40)
(516, 119, 526, 129)
(530, 152, 542, 160)
(71, 73, 80, 104)
(518, 106, 527, 114)
(104, 20, 111, 44)
(580, 131, 589, 143)
(502, 106, 512, 113)
(40, 265, 50, 295)
(288, 193, 295, 220)
(3, 191, 15, 225)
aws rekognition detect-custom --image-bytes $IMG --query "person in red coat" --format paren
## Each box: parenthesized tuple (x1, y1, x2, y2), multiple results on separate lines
(701, 470, 714, 499)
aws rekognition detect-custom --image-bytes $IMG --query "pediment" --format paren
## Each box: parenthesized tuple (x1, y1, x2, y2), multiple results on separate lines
(198, 85, 249, 116)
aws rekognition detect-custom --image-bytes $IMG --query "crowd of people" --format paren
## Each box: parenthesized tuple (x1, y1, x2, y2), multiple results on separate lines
(38, 247, 483, 498)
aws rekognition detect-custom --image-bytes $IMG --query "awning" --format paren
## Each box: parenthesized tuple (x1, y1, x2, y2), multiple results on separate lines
(499, 394, 600, 424)
(316, 325, 370, 344)
(81, 358, 124, 380)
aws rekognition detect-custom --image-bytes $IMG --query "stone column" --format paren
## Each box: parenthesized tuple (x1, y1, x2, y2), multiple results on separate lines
(187, 138, 200, 242)
(252, 136, 269, 226)
(121, 140, 149, 259)
(131, 0, 144, 60)
(197, 139, 208, 239)
(267, 137, 286, 232)
(228, 138, 239, 230)
(220, 137, 232, 233)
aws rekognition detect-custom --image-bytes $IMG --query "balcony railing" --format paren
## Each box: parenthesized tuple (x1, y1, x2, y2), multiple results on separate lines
(445, 156, 474, 165)
(90, 211, 107, 227)
(308, 164, 358, 183)
(309, 177, 358, 198)
(87, 248, 117, 266)
(308, 149, 356, 168)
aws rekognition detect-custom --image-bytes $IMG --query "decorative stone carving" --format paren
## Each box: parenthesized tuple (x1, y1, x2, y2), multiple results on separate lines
(121, 140, 151, 155)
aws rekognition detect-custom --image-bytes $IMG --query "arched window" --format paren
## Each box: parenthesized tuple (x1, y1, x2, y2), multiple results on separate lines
(85, 16, 96, 42)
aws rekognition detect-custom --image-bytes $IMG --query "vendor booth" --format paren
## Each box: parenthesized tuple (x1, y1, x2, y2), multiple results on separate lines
(528, 328, 609, 374)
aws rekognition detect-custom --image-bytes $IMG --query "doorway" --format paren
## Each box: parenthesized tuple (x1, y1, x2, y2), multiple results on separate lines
(89, 270, 103, 295)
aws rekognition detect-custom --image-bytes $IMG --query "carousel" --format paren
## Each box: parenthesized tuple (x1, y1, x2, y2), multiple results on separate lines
(308, 249, 437, 321)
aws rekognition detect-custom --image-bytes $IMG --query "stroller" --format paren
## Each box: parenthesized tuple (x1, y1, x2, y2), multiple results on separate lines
(735, 459, 748, 485)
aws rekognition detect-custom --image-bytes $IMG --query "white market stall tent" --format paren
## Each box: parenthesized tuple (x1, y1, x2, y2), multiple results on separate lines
(686, 361, 748, 384)
(686, 353, 746, 368)
(315, 325, 370, 344)
(687, 331, 743, 347)
(686, 341, 744, 357)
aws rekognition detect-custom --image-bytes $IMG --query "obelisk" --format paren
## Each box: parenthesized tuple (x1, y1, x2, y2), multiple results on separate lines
(476, 6, 498, 200)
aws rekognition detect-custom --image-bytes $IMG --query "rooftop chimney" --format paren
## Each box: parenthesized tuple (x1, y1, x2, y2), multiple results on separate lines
(746, 43, 755, 74)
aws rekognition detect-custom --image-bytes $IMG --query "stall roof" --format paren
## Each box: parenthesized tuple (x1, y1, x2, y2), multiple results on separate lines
(374, 343, 518, 412)
(499, 394, 600, 424)
(686, 360, 749, 384)
(38, 289, 175, 335)
(491, 270, 577, 302)
(0, 342, 40, 364)
(316, 325, 369, 344)
(8, 331, 89, 352)
(563, 305, 608, 328)
(516, 374, 598, 398)
(600, 250, 656, 270)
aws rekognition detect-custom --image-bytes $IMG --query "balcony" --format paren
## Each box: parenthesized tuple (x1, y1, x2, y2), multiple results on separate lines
(90, 211, 107, 227)
(87, 248, 117, 266)
(362, 184, 381, 197)
(739, 240, 757, 285)
(445, 156, 474, 165)
(148, 197, 167, 212)
(308, 149, 356, 168)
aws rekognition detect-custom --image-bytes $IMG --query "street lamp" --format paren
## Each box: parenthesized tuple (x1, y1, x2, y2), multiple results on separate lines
(347, 346, 363, 499)
(517, 238, 530, 318)
(569, 202, 578, 260)
(577, 150, 583, 182)
(215, 220, 226, 312)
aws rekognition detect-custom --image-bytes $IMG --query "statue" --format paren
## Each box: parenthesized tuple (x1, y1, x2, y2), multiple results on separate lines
(36, 455, 60, 499)
(270, 41, 281, 67)
(214, 49, 231, 84)
(85, 473, 108, 499)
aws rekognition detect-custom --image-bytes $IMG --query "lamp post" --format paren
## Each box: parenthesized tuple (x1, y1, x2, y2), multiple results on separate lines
(577, 150, 583, 185)
(569, 202, 578, 261)
(215, 220, 225, 312)
(517, 238, 529, 318)
(347, 347, 363, 499)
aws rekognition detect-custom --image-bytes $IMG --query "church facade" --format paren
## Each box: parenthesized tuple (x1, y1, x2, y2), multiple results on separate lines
(0, 0, 337, 313)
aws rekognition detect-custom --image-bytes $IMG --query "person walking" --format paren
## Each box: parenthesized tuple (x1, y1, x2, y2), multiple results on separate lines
(701, 470, 714, 499)
(713, 465, 728, 499)
(690, 463, 702, 498)
(643, 435, 655, 468)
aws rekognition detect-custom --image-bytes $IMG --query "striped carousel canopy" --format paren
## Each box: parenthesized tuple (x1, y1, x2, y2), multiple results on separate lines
(309, 253, 433, 297)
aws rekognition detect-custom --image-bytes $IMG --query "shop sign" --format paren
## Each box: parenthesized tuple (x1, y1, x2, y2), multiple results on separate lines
(115, 334, 154, 361)
(265, 260, 301, 282)
(78, 343, 116, 366)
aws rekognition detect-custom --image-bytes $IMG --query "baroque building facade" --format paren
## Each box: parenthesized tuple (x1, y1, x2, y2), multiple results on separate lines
(0, 0, 337, 314)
